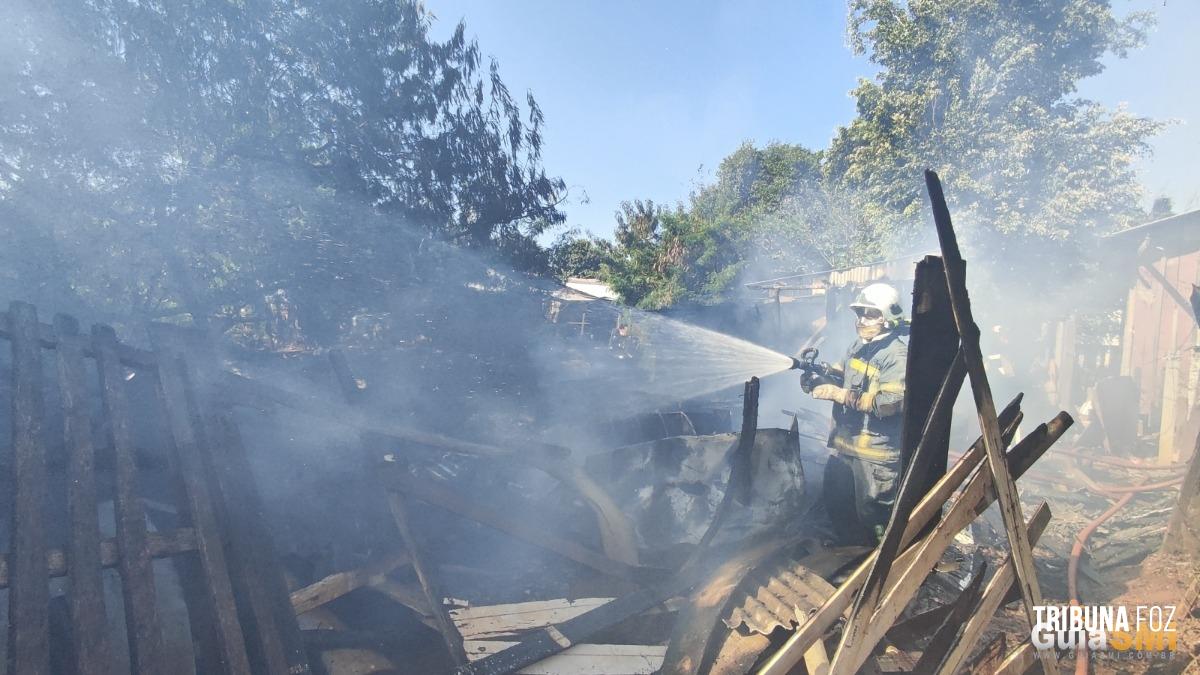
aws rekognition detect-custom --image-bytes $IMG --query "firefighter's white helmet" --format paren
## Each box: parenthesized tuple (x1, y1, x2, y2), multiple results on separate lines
(849, 283, 905, 326)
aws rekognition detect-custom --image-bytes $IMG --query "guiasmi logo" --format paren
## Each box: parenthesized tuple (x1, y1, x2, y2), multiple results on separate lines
(1031, 605, 1179, 659)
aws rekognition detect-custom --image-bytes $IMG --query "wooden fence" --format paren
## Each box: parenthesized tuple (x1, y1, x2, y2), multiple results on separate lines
(0, 301, 312, 675)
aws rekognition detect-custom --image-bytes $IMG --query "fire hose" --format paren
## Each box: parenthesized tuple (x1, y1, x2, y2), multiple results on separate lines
(1066, 469, 1182, 675)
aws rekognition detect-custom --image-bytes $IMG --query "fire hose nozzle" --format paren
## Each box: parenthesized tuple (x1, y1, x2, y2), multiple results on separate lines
(789, 357, 804, 370)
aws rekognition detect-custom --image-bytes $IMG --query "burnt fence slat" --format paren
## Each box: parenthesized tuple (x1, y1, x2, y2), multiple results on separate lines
(92, 323, 169, 674)
(156, 323, 316, 675)
(52, 314, 114, 675)
(154, 352, 252, 675)
(206, 413, 314, 675)
(7, 301, 51, 675)
(0, 529, 199, 588)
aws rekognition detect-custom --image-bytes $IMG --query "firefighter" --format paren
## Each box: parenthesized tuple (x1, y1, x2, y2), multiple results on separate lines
(810, 282, 908, 544)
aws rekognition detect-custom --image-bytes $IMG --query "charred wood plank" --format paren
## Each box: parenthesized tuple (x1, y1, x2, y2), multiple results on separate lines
(910, 554, 989, 675)
(93, 323, 169, 673)
(834, 502, 1049, 675)
(0, 529, 198, 587)
(6, 301, 51, 675)
(154, 353, 252, 674)
(450, 538, 759, 675)
(52, 314, 114, 675)
(731, 377, 759, 504)
(206, 413, 313, 675)
(290, 552, 412, 616)
(902, 256, 961, 509)
(0, 311, 158, 368)
(153, 323, 317, 675)
(388, 492, 467, 666)
(923, 169, 1054, 675)
(756, 407, 1067, 675)
(326, 349, 467, 666)
(935, 506, 1053, 675)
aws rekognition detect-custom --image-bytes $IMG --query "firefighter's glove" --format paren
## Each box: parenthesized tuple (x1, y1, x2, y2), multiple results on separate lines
(812, 384, 857, 408)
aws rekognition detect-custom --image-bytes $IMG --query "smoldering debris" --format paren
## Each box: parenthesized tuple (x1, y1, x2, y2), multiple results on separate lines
(3, 174, 1198, 675)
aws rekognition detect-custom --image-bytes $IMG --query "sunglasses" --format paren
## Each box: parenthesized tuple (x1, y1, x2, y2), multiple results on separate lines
(853, 307, 884, 320)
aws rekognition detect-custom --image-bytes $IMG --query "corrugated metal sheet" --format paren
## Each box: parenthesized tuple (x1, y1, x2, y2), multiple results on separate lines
(722, 558, 838, 636)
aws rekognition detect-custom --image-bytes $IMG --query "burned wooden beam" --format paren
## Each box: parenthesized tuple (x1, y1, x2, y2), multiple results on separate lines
(289, 552, 412, 616)
(910, 556, 988, 674)
(154, 352, 253, 674)
(935, 507, 1054, 675)
(6, 302, 52, 675)
(52, 314, 113, 675)
(93, 323, 170, 673)
(902, 255, 962, 497)
(922, 169, 1055, 675)
(154, 323, 317, 675)
(206, 414, 314, 675)
(0, 309, 159, 368)
(450, 537, 786, 675)
(832, 501, 1050, 675)
(388, 492, 468, 666)
(0, 529, 198, 588)
(326, 349, 467, 667)
(730, 377, 759, 504)
(756, 407, 1069, 675)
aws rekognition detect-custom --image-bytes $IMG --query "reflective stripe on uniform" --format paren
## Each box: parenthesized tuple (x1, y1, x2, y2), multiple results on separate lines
(877, 382, 904, 393)
(832, 434, 896, 461)
(848, 358, 879, 377)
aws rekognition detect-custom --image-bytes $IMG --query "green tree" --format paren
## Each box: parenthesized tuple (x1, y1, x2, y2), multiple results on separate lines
(0, 0, 565, 343)
(547, 229, 615, 281)
(827, 0, 1162, 283)
(600, 142, 842, 308)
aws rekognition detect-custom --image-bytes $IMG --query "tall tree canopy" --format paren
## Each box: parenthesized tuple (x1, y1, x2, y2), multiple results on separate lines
(596, 0, 1162, 308)
(826, 0, 1161, 280)
(604, 142, 850, 308)
(0, 0, 565, 343)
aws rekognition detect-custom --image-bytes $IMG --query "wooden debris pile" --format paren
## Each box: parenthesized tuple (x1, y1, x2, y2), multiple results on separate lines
(0, 170, 1106, 675)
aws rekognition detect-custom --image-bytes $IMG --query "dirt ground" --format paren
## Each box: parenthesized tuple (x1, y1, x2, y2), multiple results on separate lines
(981, 549, 1199, 674)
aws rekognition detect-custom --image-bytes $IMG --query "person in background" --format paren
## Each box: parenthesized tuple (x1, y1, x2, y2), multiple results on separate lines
(809, 282, 908, 544)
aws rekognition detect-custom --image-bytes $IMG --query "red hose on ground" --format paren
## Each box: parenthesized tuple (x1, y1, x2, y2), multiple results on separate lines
(1069, 491, 1134, 675)
(1050, 446, 1188, 471)
(1065, 464, 1180, 674)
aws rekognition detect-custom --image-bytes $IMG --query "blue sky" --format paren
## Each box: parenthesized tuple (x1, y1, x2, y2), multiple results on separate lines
(426, 1, 1199, 241)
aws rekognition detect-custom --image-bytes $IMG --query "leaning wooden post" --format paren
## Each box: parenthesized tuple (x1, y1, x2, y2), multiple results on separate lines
(902, 255, 961, 508)
(924, 169, 1055, 675)
(328, 350, 467, 666)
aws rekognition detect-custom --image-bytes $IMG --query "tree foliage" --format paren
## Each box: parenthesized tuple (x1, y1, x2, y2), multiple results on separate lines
(0, 0, 564, 343)
(604, 143, 848, 308)
(593, 0, 1162, 308)
(827, 0, 1162, 279)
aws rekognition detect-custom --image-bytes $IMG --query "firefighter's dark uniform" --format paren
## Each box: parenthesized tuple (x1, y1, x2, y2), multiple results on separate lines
(823, 329, 907, 544)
